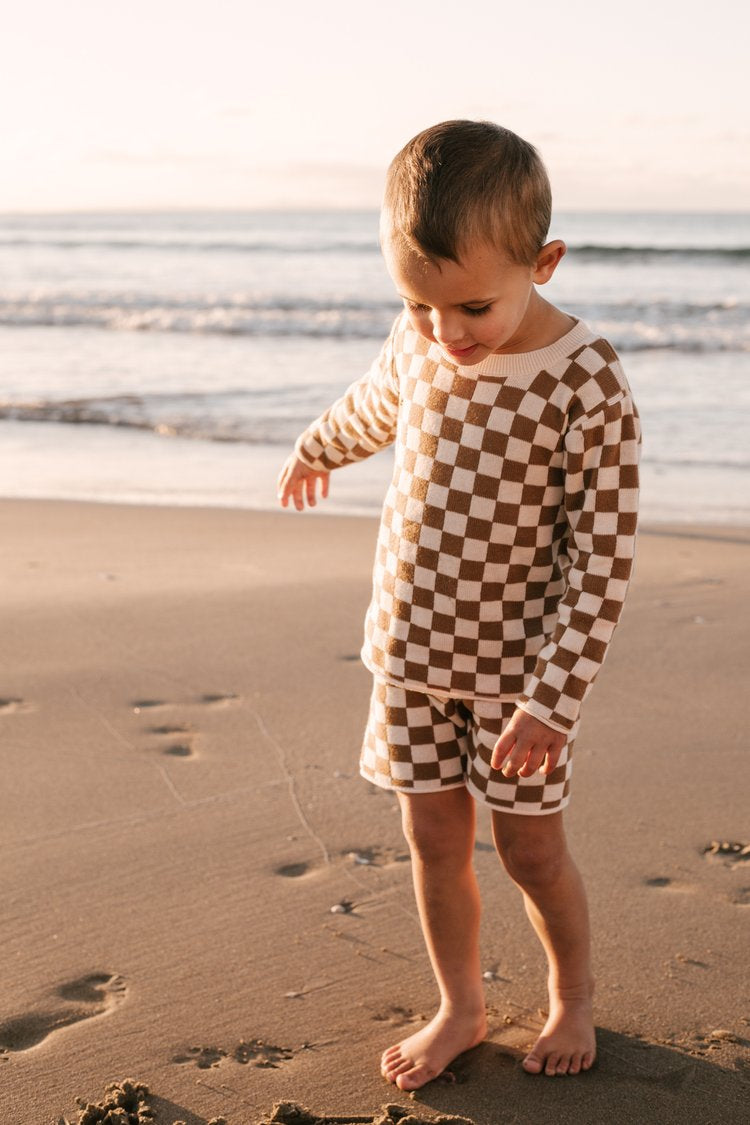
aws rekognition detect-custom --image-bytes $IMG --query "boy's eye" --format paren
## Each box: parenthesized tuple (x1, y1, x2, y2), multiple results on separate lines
(405, 300, 491, 317)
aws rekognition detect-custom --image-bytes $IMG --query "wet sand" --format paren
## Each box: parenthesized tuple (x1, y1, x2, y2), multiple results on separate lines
(0, 499, 748, 1124)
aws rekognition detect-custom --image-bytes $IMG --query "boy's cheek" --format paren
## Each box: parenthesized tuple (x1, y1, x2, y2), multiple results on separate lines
(406, 312, 434, 342)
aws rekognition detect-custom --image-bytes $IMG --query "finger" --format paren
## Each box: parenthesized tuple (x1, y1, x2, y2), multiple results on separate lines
(321, 473, 330, 499)
(540, 747, 564, 775)
(502, 753, 523, 777)
(278, 476, 293, 507)
(502, 739, 534, 777)
(292, 482, 306, 511)
(517, 748, 548, 778)
(276, 464, 290, 493)
(491, 731, 516, 770)
(277, 460, 297, 503)
(305, 474, 317, 507)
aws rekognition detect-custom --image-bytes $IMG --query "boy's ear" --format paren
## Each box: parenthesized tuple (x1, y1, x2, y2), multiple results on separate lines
(533, 240, 566, 284)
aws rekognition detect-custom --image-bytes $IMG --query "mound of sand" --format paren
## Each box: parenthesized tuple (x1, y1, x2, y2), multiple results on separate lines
(60, 1078, 228, 1125)
(259, 1101, 474, 1125)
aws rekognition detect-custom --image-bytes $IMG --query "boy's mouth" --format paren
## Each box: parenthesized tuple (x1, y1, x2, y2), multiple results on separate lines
(444, 343, 478, 361)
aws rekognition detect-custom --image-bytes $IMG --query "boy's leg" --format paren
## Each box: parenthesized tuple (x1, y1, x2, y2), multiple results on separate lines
(381, 786, 487, 1090)
(491, 810, 595, 1076)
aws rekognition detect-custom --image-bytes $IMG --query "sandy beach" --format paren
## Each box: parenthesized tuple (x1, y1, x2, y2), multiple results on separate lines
(1, 498, 748, 1125)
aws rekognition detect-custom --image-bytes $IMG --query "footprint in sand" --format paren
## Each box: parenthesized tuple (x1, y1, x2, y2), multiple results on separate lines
(643, 876, 696, 893)
(150, 723, 192, 735)
(343, 846, 410, 869)
(132, 692, 240, 715)
(273, 850, 407, 886)
(131, 699, 167, 714)
(0, 972, 126, 1053)
(172, 1038, 294, 1069)
(0, 697, 31, 715)
(171, 1044, 227, 1069)
(147, 722, 196, 758)
(133, 692, 239, 759)
(161, 742, 195, 758)
(275, 861, 312, 878)
(198, 692, 239, 707)
(701, 842, 750, 907)
(703, 840, 750, 863)
(645, 871, 750, 911)
(371, 1005, 425, 1028)
(233, 1038, 295, 1067)
(274, 846, 409, 881)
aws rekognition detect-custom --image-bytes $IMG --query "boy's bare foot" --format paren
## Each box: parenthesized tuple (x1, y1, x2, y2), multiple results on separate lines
(522, 984, 596, 1076)
(381, 1008, 487, 1090)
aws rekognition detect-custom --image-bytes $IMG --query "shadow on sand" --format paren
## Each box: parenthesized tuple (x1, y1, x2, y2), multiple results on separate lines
(411, 1027, 750, 1125)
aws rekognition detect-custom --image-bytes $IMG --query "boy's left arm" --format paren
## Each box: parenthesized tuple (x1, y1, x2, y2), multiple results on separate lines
(493, 390, 641, 778)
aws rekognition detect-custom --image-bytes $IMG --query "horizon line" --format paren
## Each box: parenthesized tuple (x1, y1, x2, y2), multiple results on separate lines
(1, 205, 749, 217)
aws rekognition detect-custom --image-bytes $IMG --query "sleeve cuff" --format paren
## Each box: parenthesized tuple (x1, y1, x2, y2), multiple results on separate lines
(515, 699, 577, 736)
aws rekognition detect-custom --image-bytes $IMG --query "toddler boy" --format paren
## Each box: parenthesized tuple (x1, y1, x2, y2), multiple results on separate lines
(277, 121, 640, 1088)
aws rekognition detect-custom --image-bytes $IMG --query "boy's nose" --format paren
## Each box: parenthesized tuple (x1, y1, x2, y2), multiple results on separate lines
(431, 311, 468, 348)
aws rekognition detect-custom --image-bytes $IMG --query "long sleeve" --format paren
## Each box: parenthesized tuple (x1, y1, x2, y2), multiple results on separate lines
(516, 390, 641, 732)
(295, 322, 401, 471)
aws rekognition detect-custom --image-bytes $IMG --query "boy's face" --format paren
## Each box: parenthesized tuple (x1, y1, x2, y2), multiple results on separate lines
(383, 237, 562, 365)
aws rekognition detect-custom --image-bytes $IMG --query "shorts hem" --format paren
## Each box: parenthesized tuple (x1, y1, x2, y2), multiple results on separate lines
(359, 767, 468, 795)
(465, 775, 571, 816)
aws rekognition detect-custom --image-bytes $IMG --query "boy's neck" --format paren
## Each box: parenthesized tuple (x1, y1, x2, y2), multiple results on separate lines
(494, 294, 576, 355)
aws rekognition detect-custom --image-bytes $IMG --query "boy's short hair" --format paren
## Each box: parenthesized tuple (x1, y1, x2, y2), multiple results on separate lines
(381, 120, 551, 268)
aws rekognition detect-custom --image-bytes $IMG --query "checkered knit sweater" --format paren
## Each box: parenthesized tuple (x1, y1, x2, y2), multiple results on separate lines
(295, 314, 641, 733)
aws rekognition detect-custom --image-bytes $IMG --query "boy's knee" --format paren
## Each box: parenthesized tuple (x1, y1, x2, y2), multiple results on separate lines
(399, 790, 474, 868)
(493, 815, 566, 888)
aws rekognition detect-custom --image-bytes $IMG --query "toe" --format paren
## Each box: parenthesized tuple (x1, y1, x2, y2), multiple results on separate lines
(396, 1063, 437, 1091)
(544, 1053, 561, 1076)
(388, 1057, 415, 1079)
(522, 1052, 544, 1074)
(555, 1056, 571, 1075)
(381, 1053, 399, 1076)
(581, 1051, 595, 1071)
(382, 1056, 409, 1081)
(381, 1046, 403, 1072)
(568, 1053, 583, 1075)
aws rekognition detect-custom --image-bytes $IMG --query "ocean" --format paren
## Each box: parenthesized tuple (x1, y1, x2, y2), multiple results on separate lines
(1, 210, 748, 524)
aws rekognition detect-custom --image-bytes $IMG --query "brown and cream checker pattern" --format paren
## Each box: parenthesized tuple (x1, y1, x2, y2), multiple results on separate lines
(297, 314, 640, 734)
(360, 678, 575, 815)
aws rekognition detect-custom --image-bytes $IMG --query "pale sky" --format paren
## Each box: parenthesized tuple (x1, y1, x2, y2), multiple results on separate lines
(2, 0, 748, 211)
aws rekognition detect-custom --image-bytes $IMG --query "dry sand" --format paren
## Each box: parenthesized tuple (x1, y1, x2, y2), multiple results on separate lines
(0, 499, 748, 1125)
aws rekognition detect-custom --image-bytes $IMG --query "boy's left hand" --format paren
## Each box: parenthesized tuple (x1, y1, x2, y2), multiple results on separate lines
(491, 709, 567, 778)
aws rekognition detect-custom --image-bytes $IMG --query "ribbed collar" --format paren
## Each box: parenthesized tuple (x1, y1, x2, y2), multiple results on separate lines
(456, 317, 594, 377)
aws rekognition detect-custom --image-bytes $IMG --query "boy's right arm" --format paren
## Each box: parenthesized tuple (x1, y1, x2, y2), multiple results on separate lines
(277, 317, 402, 512)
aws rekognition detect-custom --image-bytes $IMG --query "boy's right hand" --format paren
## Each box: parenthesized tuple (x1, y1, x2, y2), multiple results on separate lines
(277, 452, 330, 511)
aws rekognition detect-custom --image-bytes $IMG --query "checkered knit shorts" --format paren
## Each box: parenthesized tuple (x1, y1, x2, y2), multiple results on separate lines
(360, 678, 576, 815)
